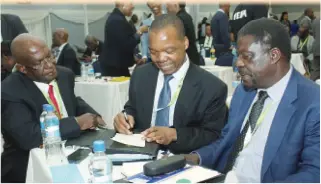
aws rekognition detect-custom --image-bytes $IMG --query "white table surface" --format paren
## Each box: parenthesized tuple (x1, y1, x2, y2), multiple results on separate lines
(74, 79, 130, 129)
(26, 146, 125, 183)
(200, 65, 234, 96)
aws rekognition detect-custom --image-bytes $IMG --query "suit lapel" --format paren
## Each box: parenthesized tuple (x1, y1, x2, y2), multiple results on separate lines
(261, 71, 298, 180)
(56, 68, 74, 116)
(173, 64, 199, 126)
(143, 64, 159, 126)
(18, 73, 48, 115)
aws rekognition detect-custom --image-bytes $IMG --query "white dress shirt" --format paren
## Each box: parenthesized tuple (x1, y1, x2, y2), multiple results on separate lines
(204, 36, 213, 48)
(232, 66, 293, 182)
(56, 42, 67, 61)
(34, 80, 68, 118)
(150, 55, 190, 126)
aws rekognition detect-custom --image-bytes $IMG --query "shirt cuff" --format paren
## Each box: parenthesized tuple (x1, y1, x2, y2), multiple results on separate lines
(191, 151, 203, 166)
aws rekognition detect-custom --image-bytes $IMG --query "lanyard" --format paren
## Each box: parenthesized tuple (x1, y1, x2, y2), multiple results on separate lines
(41, 81, 64, 119)
(243, 101, 274, 148)
(155, 75, 185, 112)
(298, 37, 309, 50)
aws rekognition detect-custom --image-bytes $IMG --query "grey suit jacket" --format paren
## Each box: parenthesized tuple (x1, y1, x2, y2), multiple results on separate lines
(312, 19, 320, 57)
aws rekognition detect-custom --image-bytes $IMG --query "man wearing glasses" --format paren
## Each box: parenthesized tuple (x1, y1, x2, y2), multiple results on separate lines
(1, 33, 107, 183)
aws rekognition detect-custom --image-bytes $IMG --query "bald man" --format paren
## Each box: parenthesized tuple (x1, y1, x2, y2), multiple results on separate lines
(1, 34, 106, 182)
(82, 35, 103, 61)
(52, 28, 80, 75)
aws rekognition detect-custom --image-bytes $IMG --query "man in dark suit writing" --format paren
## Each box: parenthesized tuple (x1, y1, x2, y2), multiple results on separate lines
(1, 34, 106, 182)
(52, 28, 80, 75)
(113, 14, 228, 154)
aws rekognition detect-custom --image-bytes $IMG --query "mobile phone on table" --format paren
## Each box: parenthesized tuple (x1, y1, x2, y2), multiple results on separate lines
(67, 149, 91, 164)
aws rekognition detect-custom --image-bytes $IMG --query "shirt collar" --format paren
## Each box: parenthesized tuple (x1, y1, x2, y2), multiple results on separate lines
(305, 16, 311, 21)
(34, 80, 57, 93)
(258, 66, 293, 102)
(59, 43, 67, 52)
(160, 54, 190, 80)
(218, 9, 225, 14)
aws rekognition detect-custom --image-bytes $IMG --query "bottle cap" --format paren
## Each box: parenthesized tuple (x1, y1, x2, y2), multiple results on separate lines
(42, 104, 51, 111)
(93, 140, 105, 152)
(46, 104, 54, 112)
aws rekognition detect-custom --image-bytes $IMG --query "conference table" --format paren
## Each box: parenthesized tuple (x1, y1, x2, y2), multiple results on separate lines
(74, 77, 130, 129)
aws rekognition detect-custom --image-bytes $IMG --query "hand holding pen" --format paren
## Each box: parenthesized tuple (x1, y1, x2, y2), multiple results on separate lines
(113, 109, 135, 135)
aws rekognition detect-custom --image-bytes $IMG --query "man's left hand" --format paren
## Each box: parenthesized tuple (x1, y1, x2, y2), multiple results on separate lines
(141, 127, 177, 145)
(95, 116, 107, 128)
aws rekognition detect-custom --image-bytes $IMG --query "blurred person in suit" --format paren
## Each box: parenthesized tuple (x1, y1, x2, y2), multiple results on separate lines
(141, 2, 163, 63)
(167, 2, 201, 65)
(299, 8, 314, 33)
(1, 33, 106, 183)
(1, 14, 28, 42)
(100, 2, 148, 76)
(113, 14, 228, 154)
(310, 19, 320, 81)
(52, 28, 80, 75)
(81, 35, 103, 60)
(185, 18, 320, 183)
(1, 40, 15, 81)
(211, 3, 233, 66)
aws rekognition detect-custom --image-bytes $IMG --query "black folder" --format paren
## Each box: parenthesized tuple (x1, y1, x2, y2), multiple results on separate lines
(65, 129, 160, 158)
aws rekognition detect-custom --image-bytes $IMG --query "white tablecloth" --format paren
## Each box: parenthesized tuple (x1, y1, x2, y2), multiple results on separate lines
(200, 66, 234, 96)
(291, 53, 306, 75)
(26, 147, 125, 183)
(204, 57, 216, 66)
(74, 79, 130, 129)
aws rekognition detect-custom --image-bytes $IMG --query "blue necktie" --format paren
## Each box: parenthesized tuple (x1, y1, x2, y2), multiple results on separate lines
(155, 75, 174, 127)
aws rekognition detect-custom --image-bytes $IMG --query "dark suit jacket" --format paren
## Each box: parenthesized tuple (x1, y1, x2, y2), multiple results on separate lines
(177, 9, 200, 65)
(100, 8, 140, 73)
(124, 62, 228, 154)
(1, 66, 99, 182)
(57, 43, 81, 75)
(196, 69, 320, 182)
(1, 14, 28, 41)
(211, 10, 231, 57)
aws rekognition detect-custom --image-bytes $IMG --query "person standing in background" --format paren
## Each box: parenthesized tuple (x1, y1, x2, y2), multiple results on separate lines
(299, 8, 314, 33)
(166, 2, 201, 65)
(310, 19, 320, 81)
(52, 28, 80, 75)
(100, 2, 148, 76)
(230, 4, 268, 41)
(280, 11, 291, 35)
(211, 4, 233, 66)
(141, 2, 163, 63)
(1, 14, 28, 41)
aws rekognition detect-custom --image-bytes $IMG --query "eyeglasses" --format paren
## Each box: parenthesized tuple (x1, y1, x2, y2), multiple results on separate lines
(24, 56, 56, 71)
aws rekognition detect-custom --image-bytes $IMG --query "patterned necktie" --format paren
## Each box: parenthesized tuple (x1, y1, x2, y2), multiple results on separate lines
(155, 75, 174, 127)
(224, 91, 269, 173)
(48, 85, 61, 119)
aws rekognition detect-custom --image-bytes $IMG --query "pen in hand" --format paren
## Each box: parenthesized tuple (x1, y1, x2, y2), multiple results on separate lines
(122, 110, 133, 131)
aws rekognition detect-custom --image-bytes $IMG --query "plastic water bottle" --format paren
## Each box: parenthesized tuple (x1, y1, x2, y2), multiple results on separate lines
(44, 105, 67, 166)
(88, 140, 113, 183)
(40, 104, 50, 145)
(210, 46, 216, 60)
(81, 63, 87, 81)
(87, 63, 95, 82)
(232, 48, 241, 90)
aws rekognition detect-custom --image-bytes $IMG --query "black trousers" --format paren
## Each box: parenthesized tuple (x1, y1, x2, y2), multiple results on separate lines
(101, 66, 130, 77)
